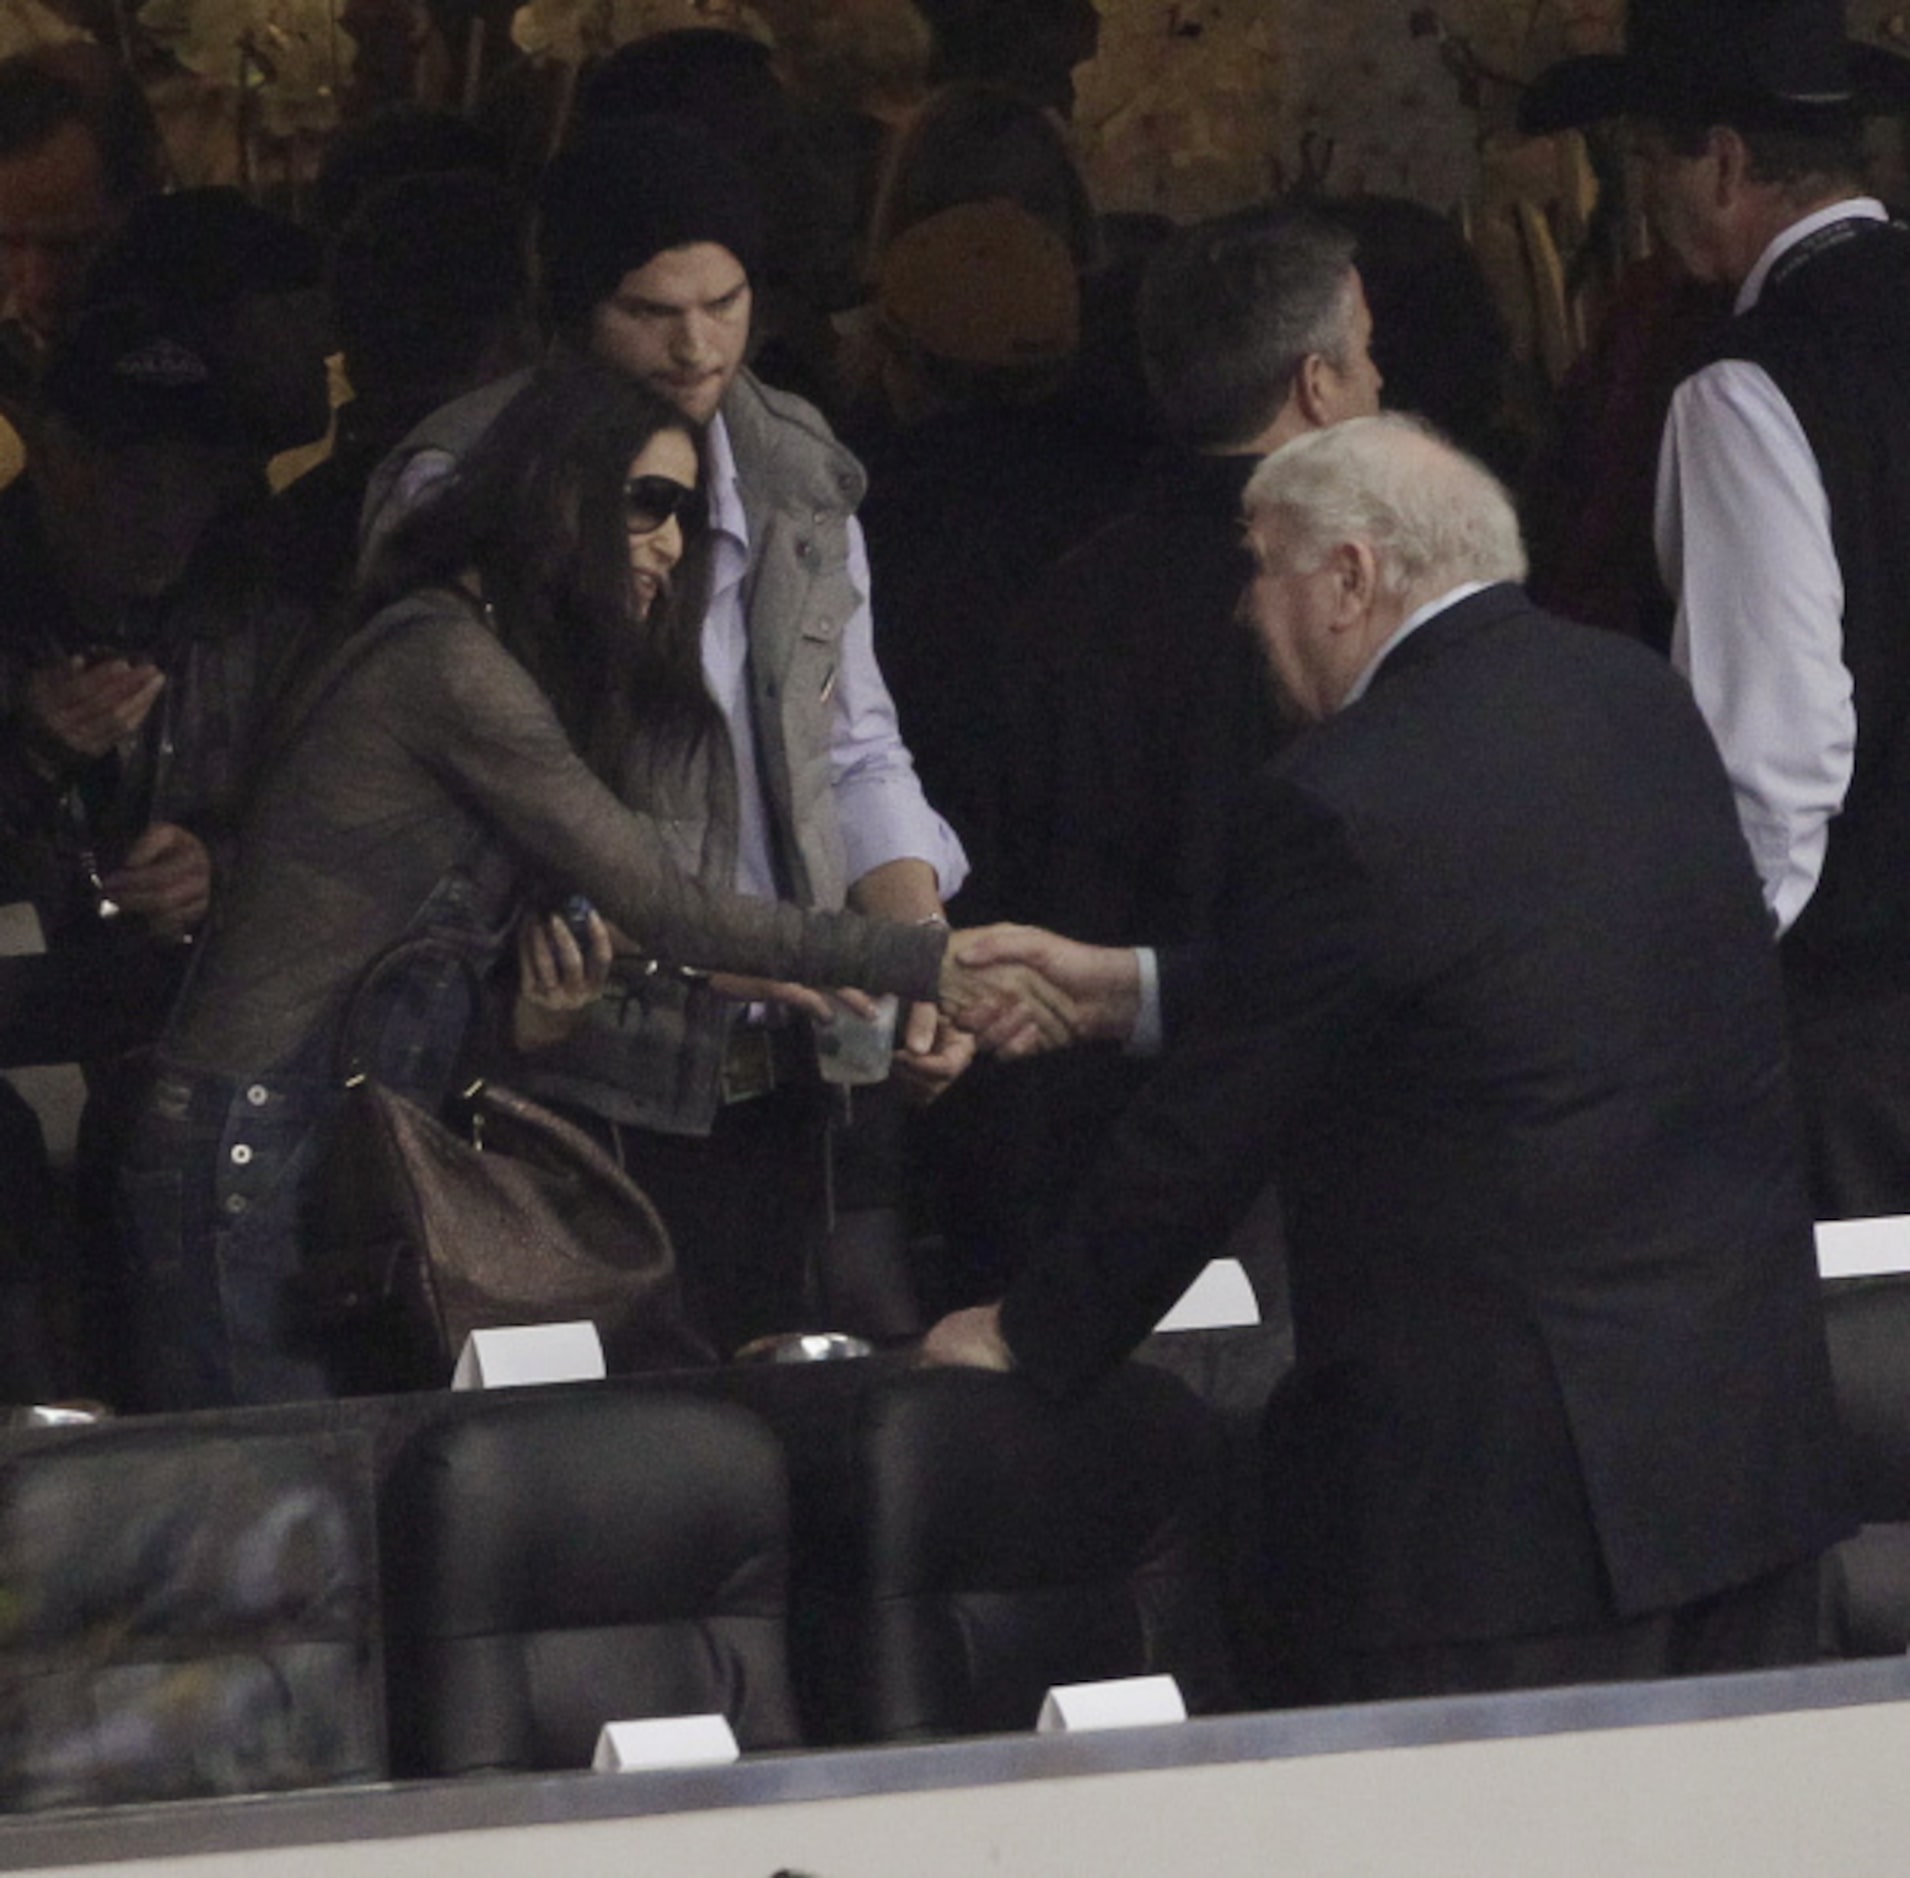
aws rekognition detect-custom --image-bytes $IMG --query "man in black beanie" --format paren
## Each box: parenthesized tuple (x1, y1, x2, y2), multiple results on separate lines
(364, 114, 969, 1357)
(534, 114, 767, 428)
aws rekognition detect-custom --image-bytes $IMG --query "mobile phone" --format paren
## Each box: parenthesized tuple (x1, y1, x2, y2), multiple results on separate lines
(553, 893, 596, 941)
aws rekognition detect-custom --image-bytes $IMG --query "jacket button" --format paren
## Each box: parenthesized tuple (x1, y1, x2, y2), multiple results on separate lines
(231, 1143, 254, 1166)
(246, 1084, 270, 1107)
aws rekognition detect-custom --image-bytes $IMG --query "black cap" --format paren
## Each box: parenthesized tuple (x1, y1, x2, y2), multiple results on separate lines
(40, 296, 241, 449)
(1519, 0, 1910, 135)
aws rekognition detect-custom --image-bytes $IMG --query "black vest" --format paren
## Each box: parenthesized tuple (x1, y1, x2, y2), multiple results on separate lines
(1719, 216, 1910, 988)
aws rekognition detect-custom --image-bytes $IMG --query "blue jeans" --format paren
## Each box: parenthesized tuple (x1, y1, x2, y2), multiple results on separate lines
(119, 1056, 341, 1411)
(120, 933, 489, 1410)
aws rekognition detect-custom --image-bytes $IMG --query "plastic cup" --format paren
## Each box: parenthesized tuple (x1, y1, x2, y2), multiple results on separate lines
(813, 992, 899, 1086)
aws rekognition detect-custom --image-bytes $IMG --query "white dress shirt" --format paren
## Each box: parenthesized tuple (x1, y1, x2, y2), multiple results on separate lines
(1657, 199, 1885, 934)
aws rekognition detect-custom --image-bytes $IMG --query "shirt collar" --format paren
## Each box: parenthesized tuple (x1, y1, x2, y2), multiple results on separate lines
(706, 411, 747, 549)
(1339, 581, 1491, 709)
(1737, 197, 1888, 314)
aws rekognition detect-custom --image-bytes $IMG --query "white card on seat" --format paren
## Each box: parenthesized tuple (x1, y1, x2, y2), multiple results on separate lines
(1816, 1216, 1910, 1280)
(0, 901, 47, 954)
(592, 1714, 739, 1773)
(1036, 1673, 1186, 1734)
(1153, 1258, 1260, 1332)
(451, 1321, 605, 1390)
(0, 901, 85, 1167)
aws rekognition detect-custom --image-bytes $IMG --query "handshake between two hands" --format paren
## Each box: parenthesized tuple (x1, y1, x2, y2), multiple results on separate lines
(515, 911, 1140, 1087)
(933, 924, 1142, 1061)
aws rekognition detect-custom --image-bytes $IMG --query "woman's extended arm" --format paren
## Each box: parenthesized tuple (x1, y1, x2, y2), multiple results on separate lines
(381, 602, 949, 1002)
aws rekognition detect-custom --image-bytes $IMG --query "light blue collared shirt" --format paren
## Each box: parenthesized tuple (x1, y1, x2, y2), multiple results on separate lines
(701, 414, 968, 903)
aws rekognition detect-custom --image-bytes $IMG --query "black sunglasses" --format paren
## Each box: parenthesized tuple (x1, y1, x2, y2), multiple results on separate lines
(623, 475, 706, 537)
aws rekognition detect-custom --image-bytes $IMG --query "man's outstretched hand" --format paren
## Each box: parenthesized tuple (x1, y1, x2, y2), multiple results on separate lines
(937, 931, 1077, 1055)
(940, 924, 1142, 1058)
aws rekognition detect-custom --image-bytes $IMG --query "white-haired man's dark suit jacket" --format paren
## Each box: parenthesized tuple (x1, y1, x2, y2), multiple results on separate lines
(999, 582, 1853, 1674)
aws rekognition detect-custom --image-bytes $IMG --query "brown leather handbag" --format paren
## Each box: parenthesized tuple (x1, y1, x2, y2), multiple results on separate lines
(319, 936, 713, 1389)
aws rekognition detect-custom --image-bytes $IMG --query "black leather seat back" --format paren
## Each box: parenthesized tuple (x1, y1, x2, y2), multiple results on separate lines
(1824, 1277, 1910, 1522)
(1822, 1277, 1910, 1656)
(381, 1389, 798, 1773)
(789, 1364, 1238, 1743)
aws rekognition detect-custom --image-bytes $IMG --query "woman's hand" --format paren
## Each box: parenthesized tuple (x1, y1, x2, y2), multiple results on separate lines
(704, 973, 851, 1024)
(513, 907, 613, 1052)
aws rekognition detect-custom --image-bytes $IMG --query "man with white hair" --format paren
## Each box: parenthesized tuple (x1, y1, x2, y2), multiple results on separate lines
(926, 416, 1851, 1702)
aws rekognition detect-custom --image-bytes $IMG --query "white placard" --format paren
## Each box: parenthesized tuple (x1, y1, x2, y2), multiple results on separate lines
(1816, 1216, 1910, 1281)
(0, 901, 85, 1167)
(0, 901, 44, 959)
(1154, 1258, 1260, 1332)
(1036, 1674, 1186, 1735)
(592, 1714, 739, 1773)
(451, 1321, 605, 1390)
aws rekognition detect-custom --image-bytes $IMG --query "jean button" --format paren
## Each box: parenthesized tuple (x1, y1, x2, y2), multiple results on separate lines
(231, 1144, 254, 1166)
(246, 1084, 270, 1107)
(224, 1194, 249, 1215)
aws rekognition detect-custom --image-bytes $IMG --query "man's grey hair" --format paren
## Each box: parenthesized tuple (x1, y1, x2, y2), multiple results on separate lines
(1243, 413, 1527, 598)
(1139, 207, 1358, 451)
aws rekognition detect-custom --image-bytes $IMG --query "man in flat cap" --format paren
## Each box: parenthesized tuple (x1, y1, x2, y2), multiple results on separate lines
(1523, 0, 1910, 1218)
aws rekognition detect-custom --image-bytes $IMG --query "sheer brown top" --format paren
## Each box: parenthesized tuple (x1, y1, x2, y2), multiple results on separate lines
(165, 592, 945, 1075)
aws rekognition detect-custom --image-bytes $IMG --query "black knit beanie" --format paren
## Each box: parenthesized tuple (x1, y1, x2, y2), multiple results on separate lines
(538, 114, 767, 332)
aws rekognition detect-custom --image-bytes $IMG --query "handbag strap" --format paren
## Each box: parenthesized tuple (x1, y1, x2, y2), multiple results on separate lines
(332, 930, 492, 1089)
(332, 829, 530, 1094)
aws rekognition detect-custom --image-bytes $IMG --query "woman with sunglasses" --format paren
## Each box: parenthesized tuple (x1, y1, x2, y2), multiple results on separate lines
(507, 448, 745, 1052)
(117, 358, 963, 1411)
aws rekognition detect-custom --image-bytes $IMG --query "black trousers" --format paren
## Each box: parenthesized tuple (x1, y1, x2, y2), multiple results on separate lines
(556, 1075, 928, 1359)
(558, 1085, 830, 1361)
(1276, 1554, 1825, 1708)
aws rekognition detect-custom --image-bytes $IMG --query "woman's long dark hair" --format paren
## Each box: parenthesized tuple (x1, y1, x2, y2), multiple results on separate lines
(359, 356, 719, 789)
